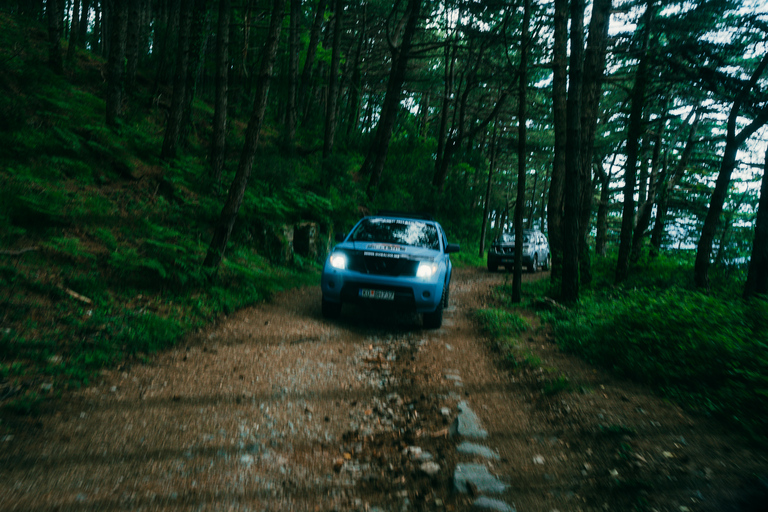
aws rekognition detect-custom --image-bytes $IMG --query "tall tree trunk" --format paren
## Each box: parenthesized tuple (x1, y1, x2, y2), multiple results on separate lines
(432, 92, 507, 194)
(528, 169, 538, 230)
(615, 1, 654, 283)
(79, 0, 90, 46)
(361, 0, 422, 199)
(695, 54, 768, 288)
(715, 189, 749, 267)
(209, 0, 230, 183)
(548, 0, 567, 283)
(323, 0, 344, 159)
(124, 0, 141, 90)
(512, 0, 531, 304)
(345, 9, 367, 139)
(105, 0, 127, 127)
(595, 155, 616, 257)
(632, 102, 666, 261)
(651, 108, 701, 253)
(285, 0, 299, 145)
(66, 0, 80, 62)
(154, 0, 179, 94)
(203, 0, 285, 271)
(561, 0, 585, 302)
(577, 0, 612, 287)
(47, 0, 64, 74)
(419, 91, 430, 140)
(160, 0, 192, 159)
(744, 148, 768, 298)
(298, 0, 328, 121)
(479, 124, 498, 257)
(434, 38, 456, 190)
(179, 0, 211, 146)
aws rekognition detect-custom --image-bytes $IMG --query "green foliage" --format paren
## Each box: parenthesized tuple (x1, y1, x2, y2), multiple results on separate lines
(541, 374, 572, 396)
(474, 308, 530, 341)
(547, 285, 768, 442)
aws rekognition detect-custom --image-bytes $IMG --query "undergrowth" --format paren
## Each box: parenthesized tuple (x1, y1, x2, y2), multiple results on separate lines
(476, 252, 768, 443)
(538, 254, 768, 444)
(0, 14, 325, 415)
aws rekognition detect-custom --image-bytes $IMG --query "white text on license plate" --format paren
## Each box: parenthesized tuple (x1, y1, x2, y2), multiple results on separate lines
(359, 289, 395, 301)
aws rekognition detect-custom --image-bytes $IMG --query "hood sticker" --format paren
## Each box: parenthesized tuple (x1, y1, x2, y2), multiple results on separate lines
(364, 251, 401, 259)
(366, 244, 406, 252)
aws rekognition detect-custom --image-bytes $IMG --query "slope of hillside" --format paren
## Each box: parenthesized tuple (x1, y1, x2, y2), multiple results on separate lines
(0, 12, 321, 415)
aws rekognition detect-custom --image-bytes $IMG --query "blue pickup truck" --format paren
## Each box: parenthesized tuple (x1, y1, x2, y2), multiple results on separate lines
(320, 213, 460, 329)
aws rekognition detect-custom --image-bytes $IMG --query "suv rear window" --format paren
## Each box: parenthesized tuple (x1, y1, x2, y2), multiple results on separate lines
(350, 218, 440, 250)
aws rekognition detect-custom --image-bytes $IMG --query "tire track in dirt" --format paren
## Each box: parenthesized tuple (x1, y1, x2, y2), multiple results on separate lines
(1, 267, 766, 512)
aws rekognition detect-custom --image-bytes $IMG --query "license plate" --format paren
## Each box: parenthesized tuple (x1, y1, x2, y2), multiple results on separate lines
(359, 288, 395, 301)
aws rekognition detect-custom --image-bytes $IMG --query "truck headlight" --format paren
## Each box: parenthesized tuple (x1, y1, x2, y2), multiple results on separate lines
(329, 252, 347, 270)
(416, 262, 439, 279)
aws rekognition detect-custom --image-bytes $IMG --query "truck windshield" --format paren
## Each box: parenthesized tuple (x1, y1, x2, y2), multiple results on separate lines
(350, 218, 440, 250)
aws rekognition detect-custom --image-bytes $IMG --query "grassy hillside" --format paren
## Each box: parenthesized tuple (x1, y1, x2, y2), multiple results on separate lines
(0, 12, 330, 414)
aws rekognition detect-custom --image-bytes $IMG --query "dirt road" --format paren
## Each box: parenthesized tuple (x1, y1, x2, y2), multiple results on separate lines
(1, 267, 766, 511)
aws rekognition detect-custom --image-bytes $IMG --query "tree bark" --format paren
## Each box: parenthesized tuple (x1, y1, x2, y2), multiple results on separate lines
(594, 155, 616, 256)
(434, 37, 457, 192)
(285, 0, 300, 145)
(561, 0, 585, 302)
(47, 0, 64, 74)
(512, 0, 531, 304)
(160, 0, 192, 160)
(548, 0, 567, 283)
(695, 54, 768, 288)
(577, 0, 612, 287)
(361, 0, 422, 199)
(79, 0, 90, 45)
(209, 0, 230, 183)
(105, 0, 127, 127)
(432, 92, 507, 194)
(154, 0, 179, 94)
(203, 0, 285, 271)
(744, 148, 768, 298)
(125, 0, 141, 90)
(615, 1, 654, 284)
(345, 7, 367, 139)
(179, 0, 211, 146)
(632, 102, 666, 261)
(298, 0, 328, 121)
(479, 124, 498, 257)
(323, 0, 344, 159)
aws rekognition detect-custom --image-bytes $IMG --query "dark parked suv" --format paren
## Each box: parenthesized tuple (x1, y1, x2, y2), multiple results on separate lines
(487, 229, 550, 272)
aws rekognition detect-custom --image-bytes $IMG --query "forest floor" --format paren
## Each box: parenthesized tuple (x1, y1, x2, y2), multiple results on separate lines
(1, 267, 767, 512)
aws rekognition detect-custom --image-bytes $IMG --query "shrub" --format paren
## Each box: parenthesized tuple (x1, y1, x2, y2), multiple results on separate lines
(549, 288, 768, 441)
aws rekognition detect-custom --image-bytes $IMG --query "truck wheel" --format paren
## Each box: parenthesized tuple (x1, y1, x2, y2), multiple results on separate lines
(529, 255, 538, 273)
(423, 290, 444, 329)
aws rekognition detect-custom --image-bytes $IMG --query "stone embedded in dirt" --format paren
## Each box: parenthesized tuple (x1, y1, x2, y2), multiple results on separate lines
(533, 455, 545, 465)
(450, 401, 488, 439)
(441, 407, 451, 417)
(457, 442, 501, 460)
(473, 496, 516, 512)
(453, 463, 508, 494)
(420, 461, 441, 476)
